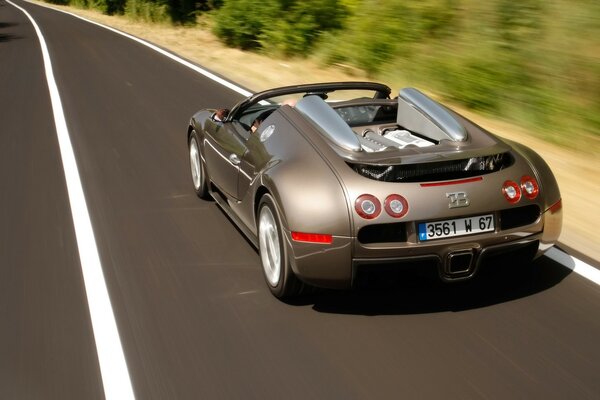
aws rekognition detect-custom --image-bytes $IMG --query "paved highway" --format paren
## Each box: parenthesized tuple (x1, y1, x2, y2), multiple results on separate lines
(1, 1, 599, 398)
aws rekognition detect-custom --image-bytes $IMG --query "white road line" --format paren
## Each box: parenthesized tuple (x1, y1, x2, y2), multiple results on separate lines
(7, 1, 135, 399)
(546, 247, 600, 286)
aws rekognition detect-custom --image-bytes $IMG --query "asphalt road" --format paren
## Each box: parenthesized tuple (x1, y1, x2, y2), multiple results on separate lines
(1, 1, 599, 399)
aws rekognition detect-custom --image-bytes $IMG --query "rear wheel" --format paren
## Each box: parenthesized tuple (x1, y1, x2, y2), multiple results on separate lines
(189, 130, 209, 199)
(258, 194, 305, 299)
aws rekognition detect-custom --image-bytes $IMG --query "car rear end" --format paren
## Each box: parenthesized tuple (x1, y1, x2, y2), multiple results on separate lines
(285, 86, 562, 289)
(343, 151, 562, 285)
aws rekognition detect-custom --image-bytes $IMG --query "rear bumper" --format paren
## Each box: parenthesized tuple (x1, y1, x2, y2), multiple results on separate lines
(289, 233, 546, 290)
(351, 236, 541, 287)
(287, 204, 561, 289)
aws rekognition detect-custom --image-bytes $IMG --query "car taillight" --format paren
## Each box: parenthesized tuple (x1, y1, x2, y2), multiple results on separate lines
(291, 232, 333, 244)
(521, 175, 539, 200)
(355, 194, 381, 219)
(502, 180, 521, 204)
(384, 194, 409, 218)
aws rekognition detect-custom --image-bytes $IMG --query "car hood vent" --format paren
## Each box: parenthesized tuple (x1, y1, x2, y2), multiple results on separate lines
(349, 152, 514, 182)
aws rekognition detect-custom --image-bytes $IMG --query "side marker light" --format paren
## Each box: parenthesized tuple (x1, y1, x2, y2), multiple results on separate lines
(291, 232, 333, 244)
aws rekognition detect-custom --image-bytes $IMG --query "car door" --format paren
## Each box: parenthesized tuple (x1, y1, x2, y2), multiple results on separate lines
(203, 120, 248, 200)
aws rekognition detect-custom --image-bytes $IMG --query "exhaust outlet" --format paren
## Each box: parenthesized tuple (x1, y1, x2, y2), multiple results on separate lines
(445, 250, 475, 277)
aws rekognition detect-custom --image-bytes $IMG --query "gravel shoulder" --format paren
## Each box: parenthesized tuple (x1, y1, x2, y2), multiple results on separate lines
(34, 2, 600, 262)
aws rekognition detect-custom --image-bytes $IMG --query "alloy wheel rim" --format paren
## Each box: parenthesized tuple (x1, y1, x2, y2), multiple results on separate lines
(259, 206, 281, 287)
(189, 137, 201, 190)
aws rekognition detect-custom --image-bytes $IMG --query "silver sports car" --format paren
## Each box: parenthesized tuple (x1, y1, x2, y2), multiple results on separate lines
(187, 82, 562, 298)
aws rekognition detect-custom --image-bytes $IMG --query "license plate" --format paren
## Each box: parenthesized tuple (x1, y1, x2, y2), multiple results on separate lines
(418, 214, 495, 241)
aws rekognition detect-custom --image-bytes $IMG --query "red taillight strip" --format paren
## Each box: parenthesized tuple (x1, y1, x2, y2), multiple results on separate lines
(548, 199, 562, 214)
(420, 177, 483, 187)
(291, 232, 333, 244)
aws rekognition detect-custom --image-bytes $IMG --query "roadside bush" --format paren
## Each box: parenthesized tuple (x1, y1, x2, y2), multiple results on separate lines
(411, 0, 459, 39)
(441, 57, 505, 112)
(45, 0, 70, 5)
(213, 0, 346, 54)
(69, 0, 89, 8)
(262, 0, 346, 56)
(90, 0, 126, 14)
(318, 0, 458, 75)
(125, 0, 170, 23)
(212, 0, 278, 49)
(433, 0, 546, 113)
(167, 0, 197, 24)
(495, 0, 544, 50)
(124, 0, 197, 23)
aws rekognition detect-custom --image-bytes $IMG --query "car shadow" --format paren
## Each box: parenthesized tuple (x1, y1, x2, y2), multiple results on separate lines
(286, 255, 572, 315)
(0, 33, 19, 42)
(0, 22, 20, 43)
(0, 22, 18, 29)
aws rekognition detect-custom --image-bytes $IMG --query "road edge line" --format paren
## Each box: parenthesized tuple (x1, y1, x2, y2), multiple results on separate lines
(7, 1, 136, 399)
(545, 247, 600, 286)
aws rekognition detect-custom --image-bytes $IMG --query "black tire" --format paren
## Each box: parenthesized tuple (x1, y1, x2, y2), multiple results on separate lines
(188, 130, 209, 199)
(257, 194, 305, 299)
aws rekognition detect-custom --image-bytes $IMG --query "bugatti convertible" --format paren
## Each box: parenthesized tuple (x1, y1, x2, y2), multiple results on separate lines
(187, 82, 562, 298)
